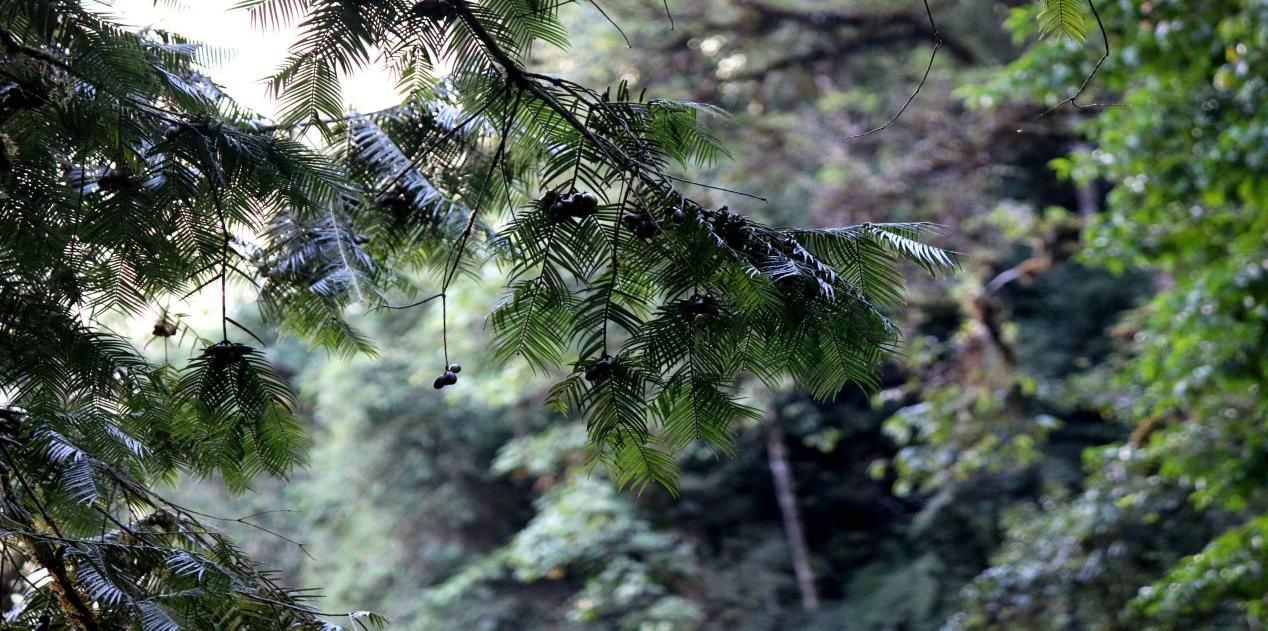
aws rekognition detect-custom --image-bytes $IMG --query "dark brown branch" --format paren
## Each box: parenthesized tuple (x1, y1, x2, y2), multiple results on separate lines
(0, 447, 100, 630)
(453, 2, 772, 205)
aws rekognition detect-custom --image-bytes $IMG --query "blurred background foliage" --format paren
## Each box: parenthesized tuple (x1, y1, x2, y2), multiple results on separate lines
(168, 0, 1268, 628)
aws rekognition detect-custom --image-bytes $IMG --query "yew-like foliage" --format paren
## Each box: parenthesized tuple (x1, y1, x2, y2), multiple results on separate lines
(0, 0, 960, 627)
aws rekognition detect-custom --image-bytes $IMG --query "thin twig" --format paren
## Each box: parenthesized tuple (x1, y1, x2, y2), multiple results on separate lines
(587, 1, 631, 47)
(1039, 0, 1117, 118)
(214, 191, 229, 342)
(848, 0, 941, 140)
(373, 292, 444, 312)
(659, 173, 767, 202)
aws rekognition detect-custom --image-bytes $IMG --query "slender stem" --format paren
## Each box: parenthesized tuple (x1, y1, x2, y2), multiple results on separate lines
(214, 191, 229, 342)
(1039, 0, 1117, 117)
(847, 0, 940, 140)
(451, 0, 766, 211)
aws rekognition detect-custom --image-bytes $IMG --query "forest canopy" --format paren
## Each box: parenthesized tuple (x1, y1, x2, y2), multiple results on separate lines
(2, 0, 1267, 629)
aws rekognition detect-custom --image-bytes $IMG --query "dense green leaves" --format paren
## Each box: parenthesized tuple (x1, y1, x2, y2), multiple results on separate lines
(0, 0, 958, 627)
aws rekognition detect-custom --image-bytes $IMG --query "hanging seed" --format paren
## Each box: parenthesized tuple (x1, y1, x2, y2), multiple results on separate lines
(448, 363, 462, 374)
(543, 190, 576, 222)
(572, 191, 599, 218)
(152, 321, 178, 337)
(433, 370, 458, 389)
(203, 341, 252, 367)
(633, 219, 661, 240)
(540, 189, 560, 210)
(376, 191, 410, 212)
(412, 0, 452, 21)
(584, 356, 613, 382)
(620, 212, 641, 229)
(680, 294, 718, 317)
(97, 168, 134, 192)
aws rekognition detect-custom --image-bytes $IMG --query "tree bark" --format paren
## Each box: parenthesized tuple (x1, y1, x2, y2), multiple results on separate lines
(765, 409, 820, 612)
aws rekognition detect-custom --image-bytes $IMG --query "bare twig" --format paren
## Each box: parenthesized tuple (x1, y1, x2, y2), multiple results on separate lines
(847, 0, 941, 140)
(374, 292, 444, 312)
(1039, 0, 1117, 118)
(587, 1, 631, 47)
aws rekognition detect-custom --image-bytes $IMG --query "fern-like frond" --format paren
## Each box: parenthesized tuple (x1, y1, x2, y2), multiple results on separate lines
(1038, 0, 1088, 41)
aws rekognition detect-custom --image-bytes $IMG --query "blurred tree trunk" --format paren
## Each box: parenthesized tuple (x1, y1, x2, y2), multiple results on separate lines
(766, 409, 820, 612)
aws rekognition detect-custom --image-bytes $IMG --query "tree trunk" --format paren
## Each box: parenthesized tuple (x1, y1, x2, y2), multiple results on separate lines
(765, 409, 820, 612)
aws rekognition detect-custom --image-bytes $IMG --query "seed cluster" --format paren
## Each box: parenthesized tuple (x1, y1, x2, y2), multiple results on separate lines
(543, 189, 599, 222)
(411, 0, 452, 21)
(584, 355, 614, 382)
(433, 363, 462, 389)
(203, 341, 253, 368)
(152, 320, 178, 337)
(708, 207, 756, 250)
(621, 211, 662, 240)
(97, 167, 136, 193)
(676, 294, 718, 318)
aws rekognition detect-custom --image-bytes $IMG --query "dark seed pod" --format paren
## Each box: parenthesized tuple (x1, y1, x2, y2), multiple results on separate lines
(670, 209, 686, 223)
(447, 363, 462, 374)
(152, 321, 178, 337)
(412, 0, 451, 21)
(584, 356, 613, 382)
(163, 124, 182, 141)
(204, 341, 253, 366)
(540, 189, 560, 210)
(620, 212, 641, 229)
(544, 190, 576, 222)
(376, 191, 410, 212)
(572, 191, 599, 218)
(557, 192, 578, 213)
(352, 233, 371, 245)
(97, 168, 134, 193)
(633, 219, 661, 240)
(433, 370, 459, 389)
(680, 294, 717, 317)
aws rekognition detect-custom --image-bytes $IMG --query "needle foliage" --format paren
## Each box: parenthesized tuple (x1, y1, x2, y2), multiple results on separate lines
(0, 0, 963, 627)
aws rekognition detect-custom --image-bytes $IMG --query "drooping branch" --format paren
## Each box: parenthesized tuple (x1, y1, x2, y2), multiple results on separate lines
(1039, 0, 1116, 117)
(0, 445, 100, 631)
(848, 0, 943, 140)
